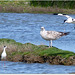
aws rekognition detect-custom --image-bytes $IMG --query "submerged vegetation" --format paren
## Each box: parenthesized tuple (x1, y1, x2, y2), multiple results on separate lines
(0, 1, 75, 14)
(0, 38, 75, 65)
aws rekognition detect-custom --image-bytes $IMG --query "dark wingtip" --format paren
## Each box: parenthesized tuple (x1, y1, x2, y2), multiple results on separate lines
(63, 14, 67, 15)
(53, 13, 58, 15)
(60, 32, 70, 36)
(53, 13, 67, 15)
(64, 32, 70, 35)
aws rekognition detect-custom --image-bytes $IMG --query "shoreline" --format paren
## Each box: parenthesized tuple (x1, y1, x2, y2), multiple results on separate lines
(0, 2, 75, 14)
(1, 6, 75, 14)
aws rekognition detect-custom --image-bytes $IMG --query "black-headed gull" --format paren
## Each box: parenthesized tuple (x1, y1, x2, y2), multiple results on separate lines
(53, 13, 75, 24)
(40, 27, 69, 48)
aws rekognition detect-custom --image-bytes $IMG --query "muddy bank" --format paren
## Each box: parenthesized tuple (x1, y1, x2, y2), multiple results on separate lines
(0, 39, 75, 65)
(7, 54, 75, 65)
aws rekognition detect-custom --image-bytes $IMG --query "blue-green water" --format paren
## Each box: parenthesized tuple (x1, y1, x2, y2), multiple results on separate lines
(0, 13, 75, 74)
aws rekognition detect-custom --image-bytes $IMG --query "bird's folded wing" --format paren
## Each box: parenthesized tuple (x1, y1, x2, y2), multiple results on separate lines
(47, 31, 61, 37)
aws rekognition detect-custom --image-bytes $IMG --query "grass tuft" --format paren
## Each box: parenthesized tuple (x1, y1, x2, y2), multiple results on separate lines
(0, 38, 75, 59)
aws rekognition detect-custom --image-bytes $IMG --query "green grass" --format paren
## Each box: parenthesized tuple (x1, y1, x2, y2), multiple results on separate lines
(36, 47, 75, 58)
(30, 1, 75, 9)
(0, 38, 22, 45)
(0, 38, 75, 59)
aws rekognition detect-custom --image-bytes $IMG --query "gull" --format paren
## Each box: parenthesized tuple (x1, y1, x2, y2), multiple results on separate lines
(40, 27, 69, 48)
(1, 46, 7, 60)
(53, 13, 75, 31)
(53, 13, 75, 24)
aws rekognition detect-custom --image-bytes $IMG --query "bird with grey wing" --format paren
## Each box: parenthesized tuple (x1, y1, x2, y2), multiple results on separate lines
(53, 13, 75, 24)
(40, 27, 70, 48)
(53, 13, 75, 29)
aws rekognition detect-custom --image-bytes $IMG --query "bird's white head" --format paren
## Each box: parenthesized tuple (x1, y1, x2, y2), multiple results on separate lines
(4, 46, 7, 49)
(41, 27, 45, 31)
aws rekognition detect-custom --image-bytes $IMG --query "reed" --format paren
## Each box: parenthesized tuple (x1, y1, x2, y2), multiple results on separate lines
(0, 1, 75, 14)
(30, 1, 75, 9)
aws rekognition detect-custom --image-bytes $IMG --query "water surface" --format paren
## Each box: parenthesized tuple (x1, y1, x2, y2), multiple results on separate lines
(0, 61, 75, 74)
(0, 13, 75, 52)
(0, 13, 75, 74)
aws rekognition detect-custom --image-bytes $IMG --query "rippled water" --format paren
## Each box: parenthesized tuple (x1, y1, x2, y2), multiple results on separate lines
(0, 61, 75, 74)
(0, 13, 75, 52)
(0, 13, 75, 74)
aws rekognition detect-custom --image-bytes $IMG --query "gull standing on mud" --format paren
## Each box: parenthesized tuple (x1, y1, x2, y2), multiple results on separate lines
(53, 13, 75, 24)
(40, 27, 69, 48)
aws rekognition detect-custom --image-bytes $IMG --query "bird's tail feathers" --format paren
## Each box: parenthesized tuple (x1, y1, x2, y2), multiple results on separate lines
(64, 32, 70, 35)
(60, 32, 70, 36)
(62, 32, 70, 36)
